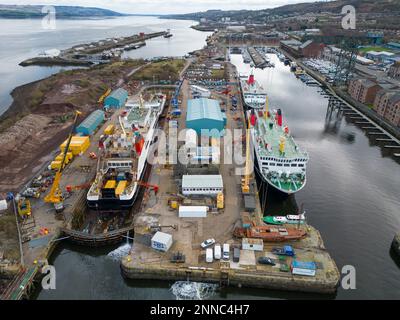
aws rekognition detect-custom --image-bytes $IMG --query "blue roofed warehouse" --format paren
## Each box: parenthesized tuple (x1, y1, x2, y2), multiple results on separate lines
(104, 88, 128, 108)
(76, 109, 105, 135)
(186, 98, 225, 137)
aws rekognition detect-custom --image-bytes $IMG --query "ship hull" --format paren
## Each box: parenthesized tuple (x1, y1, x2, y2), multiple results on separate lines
(86, 96, 165, 211)
(253, 149, 306, 195)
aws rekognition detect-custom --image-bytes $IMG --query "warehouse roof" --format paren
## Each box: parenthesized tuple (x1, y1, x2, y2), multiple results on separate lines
(182, 175, 223, 189)
(186, 98, 223, 122)
(77, 109, 104, 128)
(106, 88, 128, 102)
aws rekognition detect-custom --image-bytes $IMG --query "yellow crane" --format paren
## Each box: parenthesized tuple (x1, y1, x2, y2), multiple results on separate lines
(98, 88, 111, 104)
(242, 117, 252, 194)
(44, 111, 82, 212)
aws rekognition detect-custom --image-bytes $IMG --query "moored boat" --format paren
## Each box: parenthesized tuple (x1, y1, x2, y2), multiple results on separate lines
(233, 225, 307, 242)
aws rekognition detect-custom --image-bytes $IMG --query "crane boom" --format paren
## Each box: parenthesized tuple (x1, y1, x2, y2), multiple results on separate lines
(242, 117, 251, 194)
(44, 111, 82, 209)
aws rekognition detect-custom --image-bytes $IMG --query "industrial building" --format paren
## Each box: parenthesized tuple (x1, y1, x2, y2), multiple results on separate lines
(76, 110, 105, 135)
(186, 98, 225, 137)
(179, 206, 208, 218)
(182, 174, 223, 196)
(104, 88, 128, 108)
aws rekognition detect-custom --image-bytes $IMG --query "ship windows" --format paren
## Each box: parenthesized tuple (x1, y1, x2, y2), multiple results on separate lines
(299, 164, 304, 167)
(291, 164, 297, 167)
(284, 164, 290, 167)
(277, 164, 283, 167)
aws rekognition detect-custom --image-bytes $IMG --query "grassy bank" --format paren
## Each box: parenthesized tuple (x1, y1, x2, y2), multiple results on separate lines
(131, 59, 185, 82)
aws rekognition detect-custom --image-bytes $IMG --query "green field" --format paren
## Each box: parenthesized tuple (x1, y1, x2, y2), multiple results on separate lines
(358, 46, 393, 54)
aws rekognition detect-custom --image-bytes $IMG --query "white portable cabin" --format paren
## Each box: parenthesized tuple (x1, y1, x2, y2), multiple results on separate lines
(151, 232, 173, 252)
(179, 206, 208, 218)
(242, 238, 264, 252)
(182, 175, 223, 196)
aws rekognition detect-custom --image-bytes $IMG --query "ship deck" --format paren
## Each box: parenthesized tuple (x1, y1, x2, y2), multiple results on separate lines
(254, 114, 308, 159)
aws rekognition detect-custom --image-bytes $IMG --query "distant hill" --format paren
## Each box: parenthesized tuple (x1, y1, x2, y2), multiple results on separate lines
(0, 5, 127, 19)
(165, 0, 400, 21)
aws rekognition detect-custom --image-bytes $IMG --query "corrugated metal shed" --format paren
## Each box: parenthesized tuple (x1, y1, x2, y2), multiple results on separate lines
(186, 98, 225, 137)
(104, 88, 128, 108)
(76, 110, 105, 136)
(182, 175, 223, 189)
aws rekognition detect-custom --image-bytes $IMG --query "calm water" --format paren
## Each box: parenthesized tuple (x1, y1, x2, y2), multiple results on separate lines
(34, 53, 400, 300)
(0, 16, 210, 115)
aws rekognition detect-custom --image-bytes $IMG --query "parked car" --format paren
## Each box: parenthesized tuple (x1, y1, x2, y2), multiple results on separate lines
(223, 243, 230, 260)
(258, 257, 276, 266)
(214, 244, 221, 260)
(201, 238, 216, 248)
(233, 247, 240, 263)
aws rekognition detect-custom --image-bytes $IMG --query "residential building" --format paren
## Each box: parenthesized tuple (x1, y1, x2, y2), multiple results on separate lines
(348, 78, 383, 105)
(388, 62, 400, 80)
(374, 90, 400, 126)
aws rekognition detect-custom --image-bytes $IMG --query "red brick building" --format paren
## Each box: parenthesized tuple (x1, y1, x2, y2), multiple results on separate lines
(388, 62, 400, 80)
(348, 78, 383, 105)
(374, 90, 400, 127)
(299, 40, 325, 58)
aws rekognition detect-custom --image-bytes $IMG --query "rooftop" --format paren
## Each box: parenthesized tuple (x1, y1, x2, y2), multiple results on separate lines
(182, 174, 223, 189)
(186, 98, 223, 122)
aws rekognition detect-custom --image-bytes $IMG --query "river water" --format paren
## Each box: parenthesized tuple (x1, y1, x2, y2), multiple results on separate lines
(0, 16, 210, 115)
(3, 17, 399, 300)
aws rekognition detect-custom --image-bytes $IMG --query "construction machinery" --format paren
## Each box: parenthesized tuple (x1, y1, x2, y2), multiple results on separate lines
(44, 111, 82, 213)
(17, 197, 31, 218)
(98, 88, 111, 104)
(241, 118, 252, 194)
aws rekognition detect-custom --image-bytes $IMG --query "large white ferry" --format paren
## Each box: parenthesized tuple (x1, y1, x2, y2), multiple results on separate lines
(87, 94, 166, 210)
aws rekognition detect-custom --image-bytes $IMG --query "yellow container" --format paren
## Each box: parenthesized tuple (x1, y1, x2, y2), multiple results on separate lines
(104, 124, 115, 135)
(104, 180, 117, 189)
(60, 136, 90, 156)
(50, 161, 64, 170)
(115, 181, 127, 195)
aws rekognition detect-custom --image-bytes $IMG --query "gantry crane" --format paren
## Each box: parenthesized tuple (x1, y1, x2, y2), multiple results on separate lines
(44, 111, 82, 212)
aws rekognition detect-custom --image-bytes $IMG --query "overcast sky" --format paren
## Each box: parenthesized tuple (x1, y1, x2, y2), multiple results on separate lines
(0, 0, 312, 14)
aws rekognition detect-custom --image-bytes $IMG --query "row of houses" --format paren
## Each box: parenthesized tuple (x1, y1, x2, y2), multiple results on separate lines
(348, 78, 400, 127)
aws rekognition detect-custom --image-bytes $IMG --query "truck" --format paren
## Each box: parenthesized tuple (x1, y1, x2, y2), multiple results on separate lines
(272, 245, 295, 257)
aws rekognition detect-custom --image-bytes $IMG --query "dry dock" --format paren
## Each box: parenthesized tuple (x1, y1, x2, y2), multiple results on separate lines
(121, 65, 340, 294)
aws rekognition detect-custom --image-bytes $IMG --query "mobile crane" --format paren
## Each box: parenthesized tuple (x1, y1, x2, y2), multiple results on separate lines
(44, 111, 82, 213)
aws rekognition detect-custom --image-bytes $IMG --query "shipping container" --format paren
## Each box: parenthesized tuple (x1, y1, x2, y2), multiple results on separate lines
(151, 232, 173, 252)
(60, 136, 90, 156)
(178, 206, 208, 218)
(104, 124, 115, 135)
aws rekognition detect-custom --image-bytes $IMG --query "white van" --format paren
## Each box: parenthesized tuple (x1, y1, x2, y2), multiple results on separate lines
(223, 243, 230, 261)
(206, 248, 213, 263)
(214, 244, 221, 260)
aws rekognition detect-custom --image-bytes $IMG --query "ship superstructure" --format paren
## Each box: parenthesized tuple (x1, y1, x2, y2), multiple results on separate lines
(87, 94, 166, 210)
(240, 72, 268, 109)
(248, 98, 309, 194)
